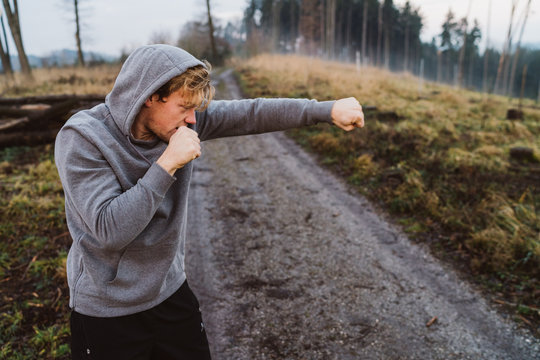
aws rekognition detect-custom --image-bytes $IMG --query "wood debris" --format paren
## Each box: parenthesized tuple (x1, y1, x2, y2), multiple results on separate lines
(426, 316, 438, 327)
(0, 94, 104, 148)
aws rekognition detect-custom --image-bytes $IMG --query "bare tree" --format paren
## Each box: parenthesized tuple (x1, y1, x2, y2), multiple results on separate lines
(507, 0, 532, 96)
(1, 0, 32, 79)
(73, 0, 85, 66)
(272, 0, 283, 51)
(494, 0, 517, 94)
(403, 2, 410, 72)
(482, 0, 492, 92)
(436, 50, 442, 82)
(361, 0, 368, 64)
(290, 0, 296, 51)
(345, 1, 353, 60)
(376, 1, 383, 66)
(383, 0, 393, 69)
(149, 30, 174, 45)
(299, 0, 320, 55)
(457, 0, 473, 87)
(0, 11, 12, 78)
(326, 0, 336, 58)
(205, 0, 218, 63)
(320, 0, 326, 55)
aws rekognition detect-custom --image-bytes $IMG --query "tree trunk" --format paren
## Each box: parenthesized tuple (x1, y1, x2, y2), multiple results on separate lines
(482, 0, 491, 92)
(299, 0, 319, 55)
(437, 51, 442, 82)
(2, 0, 32, 79)
(336, 4, 344, 59)
(320, 0, 326, 55)
(205, 0, 218, 64)
(458, 0, 473, 87)
(494, 1, 516, 94)
(376, 2, 382, 67)
(346, 2, 352, 61)
(326, 0, 336, 58)
(272, 0, 283, 52)
(457, 25, 468, 87)
(74, 0, 85, 66)
(0, 15, 12, 77)
(384, 22, 390, 69)
(507, 0, 532, 97)
(0, 40, 11, 78)
(361, 0, 368, 65)
(290, 0, 296, 52)
(519, 64, 527, 108)
(501, 39, 513, 95)
(403, 20, 409, 71)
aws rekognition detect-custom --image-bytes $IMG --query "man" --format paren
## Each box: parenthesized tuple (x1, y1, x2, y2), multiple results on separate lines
(55, 44, 364, 359)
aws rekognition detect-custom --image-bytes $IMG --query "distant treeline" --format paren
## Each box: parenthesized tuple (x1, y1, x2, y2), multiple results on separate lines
(242, 0, 539, 100)
(181, 0, 540, 100)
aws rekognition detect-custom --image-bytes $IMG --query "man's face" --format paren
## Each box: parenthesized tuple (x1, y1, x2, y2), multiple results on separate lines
(135, 89, 198, 142)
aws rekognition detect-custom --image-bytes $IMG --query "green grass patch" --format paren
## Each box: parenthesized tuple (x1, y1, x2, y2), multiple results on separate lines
(0, 145, 71, 360)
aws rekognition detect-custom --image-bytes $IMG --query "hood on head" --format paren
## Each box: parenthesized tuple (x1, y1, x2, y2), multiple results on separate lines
(105, 44, 205, 137)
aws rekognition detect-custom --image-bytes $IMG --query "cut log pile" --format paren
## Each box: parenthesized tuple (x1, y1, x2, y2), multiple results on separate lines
(0, 95, 104, 148)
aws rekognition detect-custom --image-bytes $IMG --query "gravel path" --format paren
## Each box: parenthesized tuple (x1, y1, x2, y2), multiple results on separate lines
(185, 69, 539, 360)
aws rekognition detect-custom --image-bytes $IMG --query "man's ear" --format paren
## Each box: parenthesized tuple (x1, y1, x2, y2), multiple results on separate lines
(144, 94, 159, 108)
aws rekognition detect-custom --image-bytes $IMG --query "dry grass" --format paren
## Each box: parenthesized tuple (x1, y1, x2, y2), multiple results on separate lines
(235, 53, 540, 329)
(0, 64, 121, 97)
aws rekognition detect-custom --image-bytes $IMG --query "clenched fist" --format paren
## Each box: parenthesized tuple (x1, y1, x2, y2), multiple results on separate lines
(157, 126, 201, 175)
(331, 97, 365, 131)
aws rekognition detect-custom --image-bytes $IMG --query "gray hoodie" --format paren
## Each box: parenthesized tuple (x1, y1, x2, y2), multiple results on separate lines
(55, 44, 335, 317)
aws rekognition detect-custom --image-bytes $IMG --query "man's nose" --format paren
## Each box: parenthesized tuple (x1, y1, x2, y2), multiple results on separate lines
(185, 109, 196, 124)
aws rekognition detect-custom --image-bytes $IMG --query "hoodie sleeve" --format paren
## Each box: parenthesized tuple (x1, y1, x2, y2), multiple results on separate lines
(55, 126, 175, 250)
(195, 98, 335, 142)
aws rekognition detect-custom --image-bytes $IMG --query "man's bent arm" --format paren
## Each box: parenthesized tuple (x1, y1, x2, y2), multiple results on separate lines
(55, 127, 175, 251)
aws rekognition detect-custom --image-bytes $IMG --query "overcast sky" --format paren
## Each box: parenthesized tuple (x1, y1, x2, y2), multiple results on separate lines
(11, 0, 540, 58)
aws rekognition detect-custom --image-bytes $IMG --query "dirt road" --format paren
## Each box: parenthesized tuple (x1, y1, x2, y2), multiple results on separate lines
(185, 69, 539, 359)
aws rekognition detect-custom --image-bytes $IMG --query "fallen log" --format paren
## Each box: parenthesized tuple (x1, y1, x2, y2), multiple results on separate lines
(0, 95, 104, 148)
(0, 117, 29, 131)
(0, 129, 59, 148)
(0, 99, 79, 133)
(0, 105, 47, 118)
(0, 94, 104, 105)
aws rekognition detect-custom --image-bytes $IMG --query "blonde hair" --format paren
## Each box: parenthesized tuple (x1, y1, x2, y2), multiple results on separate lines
(154, 60, 215, 111)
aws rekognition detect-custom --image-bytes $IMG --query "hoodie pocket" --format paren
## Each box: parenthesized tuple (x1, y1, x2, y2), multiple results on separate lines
(106, 243, 179, 305)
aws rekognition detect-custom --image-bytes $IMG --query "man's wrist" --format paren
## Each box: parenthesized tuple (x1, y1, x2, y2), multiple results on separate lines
(156, 157, 180, 176)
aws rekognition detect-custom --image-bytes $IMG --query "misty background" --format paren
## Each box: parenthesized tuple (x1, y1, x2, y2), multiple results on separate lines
(0, 0, 539, 100)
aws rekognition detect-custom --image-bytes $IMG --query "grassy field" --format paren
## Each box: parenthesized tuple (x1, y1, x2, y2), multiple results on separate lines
(0, 64, 121, 97)
(0, 66, 118, 359)
(233, 54, 540, 331)
(0, 57, 538, 358)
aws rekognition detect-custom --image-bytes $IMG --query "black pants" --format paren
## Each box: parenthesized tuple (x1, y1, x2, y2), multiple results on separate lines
(70, 281, 211, 360)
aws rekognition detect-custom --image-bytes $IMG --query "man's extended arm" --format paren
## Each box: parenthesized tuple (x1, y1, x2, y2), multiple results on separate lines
(195, 97, 363, 142)
(195, 98, 334, 141)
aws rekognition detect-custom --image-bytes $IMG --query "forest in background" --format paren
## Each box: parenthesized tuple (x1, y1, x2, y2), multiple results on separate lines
(0, 0, 537, 100)
(175, 0, 540, 101)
